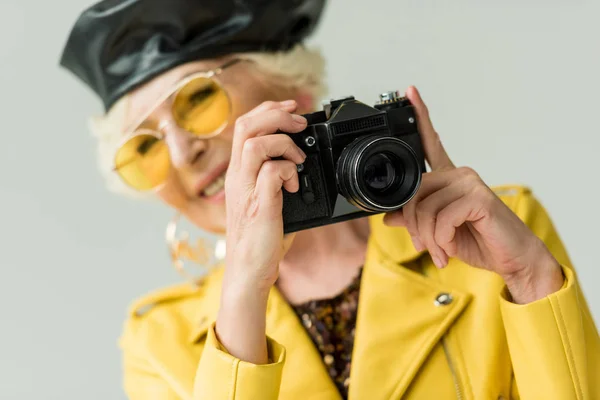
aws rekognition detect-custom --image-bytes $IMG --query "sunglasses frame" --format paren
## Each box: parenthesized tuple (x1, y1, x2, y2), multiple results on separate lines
(112, 58, 244, 191)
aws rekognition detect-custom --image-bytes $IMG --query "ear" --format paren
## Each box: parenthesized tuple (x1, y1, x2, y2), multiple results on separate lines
(294, 91, 315, 114)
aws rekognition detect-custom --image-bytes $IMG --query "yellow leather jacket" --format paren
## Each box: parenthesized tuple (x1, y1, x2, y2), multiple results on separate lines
(119, 186, 600, 399)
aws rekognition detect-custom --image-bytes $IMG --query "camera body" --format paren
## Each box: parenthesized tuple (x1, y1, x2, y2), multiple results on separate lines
(282, 91, 426, 234)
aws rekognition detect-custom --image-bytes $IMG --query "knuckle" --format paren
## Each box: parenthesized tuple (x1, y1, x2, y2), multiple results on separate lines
(262, 160, 279, 176)
(267, 108, 289, 121)
(457, 166, 478, 179)
(261, 100, 279, 110)
(234, 116, 250, 134)
(278, 133, 294, 146)
(473, 184, 493, 203)
(288, 141, 302, 156)
(243, 138, 263, 156)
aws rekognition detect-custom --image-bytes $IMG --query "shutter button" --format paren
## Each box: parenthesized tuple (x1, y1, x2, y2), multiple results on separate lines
(434, 293, 453, 306)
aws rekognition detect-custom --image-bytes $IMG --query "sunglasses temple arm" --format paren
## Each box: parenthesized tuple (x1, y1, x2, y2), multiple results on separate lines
(212, 58, 243, 76)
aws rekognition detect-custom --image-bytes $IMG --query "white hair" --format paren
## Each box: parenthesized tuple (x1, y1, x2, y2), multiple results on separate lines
(89, 44, 327, 198)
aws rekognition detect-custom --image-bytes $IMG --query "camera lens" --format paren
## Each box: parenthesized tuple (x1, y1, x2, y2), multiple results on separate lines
(337, 136, 422, 212)
(362, 153, 400, 193)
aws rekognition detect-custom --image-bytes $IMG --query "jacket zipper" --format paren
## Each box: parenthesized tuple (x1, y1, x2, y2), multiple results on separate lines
(419, 258, 465, 400)
(441, 336, 464, 400)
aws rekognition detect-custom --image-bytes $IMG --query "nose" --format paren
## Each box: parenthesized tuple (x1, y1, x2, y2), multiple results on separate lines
(160, 117, 208, 170)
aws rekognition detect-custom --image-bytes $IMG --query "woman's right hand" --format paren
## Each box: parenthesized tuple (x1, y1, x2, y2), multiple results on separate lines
(216, 100, 307, 363)
(224, 99, 307, 292)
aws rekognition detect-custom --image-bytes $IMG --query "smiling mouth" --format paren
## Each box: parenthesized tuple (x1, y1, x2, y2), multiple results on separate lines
(200, 171, 227, 197)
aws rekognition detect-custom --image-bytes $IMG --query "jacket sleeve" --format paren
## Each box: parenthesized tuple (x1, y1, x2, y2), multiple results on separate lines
(121, 318, 286, 400)
(193, 323, 286, 400)
(122, 346, 182, 399)
(499, 190, 600, 400)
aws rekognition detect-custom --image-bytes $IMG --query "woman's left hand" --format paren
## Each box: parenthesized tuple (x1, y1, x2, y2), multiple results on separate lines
(384, 86, 564, 303)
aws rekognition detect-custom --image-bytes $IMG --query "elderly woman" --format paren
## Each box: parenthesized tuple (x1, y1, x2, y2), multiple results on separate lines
(60, 1, 598, 399)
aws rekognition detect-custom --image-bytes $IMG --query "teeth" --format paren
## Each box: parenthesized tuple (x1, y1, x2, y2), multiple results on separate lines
(202, 173, 226, 197)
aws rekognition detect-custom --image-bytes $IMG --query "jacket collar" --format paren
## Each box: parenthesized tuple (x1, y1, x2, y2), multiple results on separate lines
(189, 215, 472, 399)
(349, 218, 471, 399)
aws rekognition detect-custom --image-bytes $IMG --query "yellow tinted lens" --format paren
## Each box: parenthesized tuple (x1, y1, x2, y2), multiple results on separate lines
(172, 77, 230, 136)
(114, 132, 170, 191)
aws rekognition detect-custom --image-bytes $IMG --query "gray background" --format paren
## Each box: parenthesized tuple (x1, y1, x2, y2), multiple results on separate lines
(1, 1, 598, 399)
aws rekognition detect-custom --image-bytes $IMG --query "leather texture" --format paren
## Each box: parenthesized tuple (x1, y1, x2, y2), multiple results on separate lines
(59, 0, 326, 111)
(119, 185, 600, 399)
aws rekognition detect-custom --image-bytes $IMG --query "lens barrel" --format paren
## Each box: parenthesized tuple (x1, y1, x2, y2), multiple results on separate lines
(337, 136, 422, 212)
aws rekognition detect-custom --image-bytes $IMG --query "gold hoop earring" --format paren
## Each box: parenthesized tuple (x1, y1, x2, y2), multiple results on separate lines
(165, 213, 226, 286)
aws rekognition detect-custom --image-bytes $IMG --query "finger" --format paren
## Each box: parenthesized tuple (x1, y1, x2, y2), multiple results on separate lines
(240, 135, 306, 183)
(402, 169, 456, 251)
(405, 86, 454, 171)
(383, 209, 407, 226)
(255, 160, 299, 203)
(231, 108, 307, 169)
(415, 183, 466, 268)
(243, 99, 297, 120)
(434, 188, 490, 259)
(405, 167, 480, 251)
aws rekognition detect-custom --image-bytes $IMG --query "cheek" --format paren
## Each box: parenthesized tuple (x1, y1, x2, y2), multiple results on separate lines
(156, 170, 227, 234)
(219, 124, 235, 143)
(155, 170, 189, 211)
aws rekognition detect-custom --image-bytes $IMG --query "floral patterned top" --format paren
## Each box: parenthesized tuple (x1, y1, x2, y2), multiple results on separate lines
(291, 268, 363, 399)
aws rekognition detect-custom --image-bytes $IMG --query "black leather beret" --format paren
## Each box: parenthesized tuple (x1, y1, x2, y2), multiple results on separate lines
(60, 0, 326, 111)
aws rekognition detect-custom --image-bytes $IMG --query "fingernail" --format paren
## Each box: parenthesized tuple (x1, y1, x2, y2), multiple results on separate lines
(281, 100, 296, 107)
(292, 114, 307, 125)
(411, 236, 425, 252)
(432, 256, 444, 269)
(438, 253, 448, 268)
(299, 147, 307, 159)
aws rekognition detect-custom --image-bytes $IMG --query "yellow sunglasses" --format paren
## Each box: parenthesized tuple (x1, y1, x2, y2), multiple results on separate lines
(113, 59, 242, 191)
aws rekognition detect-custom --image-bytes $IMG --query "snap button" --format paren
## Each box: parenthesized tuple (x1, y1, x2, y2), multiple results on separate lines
(434, 293, 453, 306)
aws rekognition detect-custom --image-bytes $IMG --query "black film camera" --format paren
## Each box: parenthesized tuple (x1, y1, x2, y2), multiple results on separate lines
(282, 91, 426, 234)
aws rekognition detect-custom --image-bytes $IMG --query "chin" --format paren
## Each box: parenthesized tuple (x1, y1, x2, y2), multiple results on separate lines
(186, 201, 227, 235)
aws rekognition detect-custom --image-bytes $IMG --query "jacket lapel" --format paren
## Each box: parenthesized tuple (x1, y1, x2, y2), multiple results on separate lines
(348, 216, 472, 400)
(189, 215, 472, 400)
